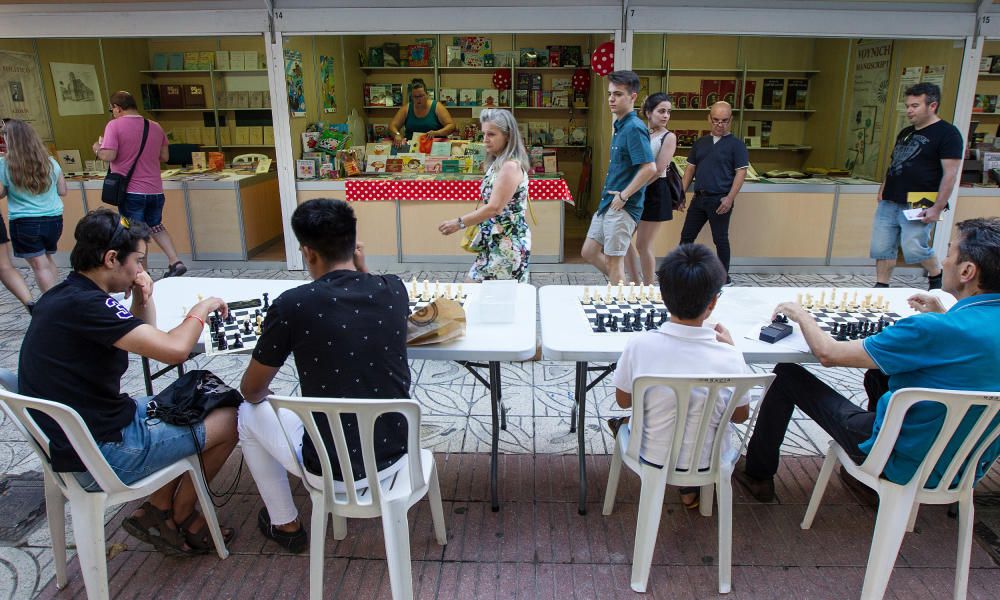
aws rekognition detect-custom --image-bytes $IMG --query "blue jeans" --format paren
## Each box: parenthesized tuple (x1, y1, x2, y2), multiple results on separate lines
(73, 397, 206, 492)
(869, 200, 934, 264)
(9, 215, 63, 258)
(121, 193, 167, 227)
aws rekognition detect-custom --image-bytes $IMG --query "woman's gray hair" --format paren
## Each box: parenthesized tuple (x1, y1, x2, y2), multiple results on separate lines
(479, 108, 530, 173)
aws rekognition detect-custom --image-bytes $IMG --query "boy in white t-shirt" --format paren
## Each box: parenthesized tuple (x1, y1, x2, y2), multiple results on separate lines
(611, 243, 751, 509)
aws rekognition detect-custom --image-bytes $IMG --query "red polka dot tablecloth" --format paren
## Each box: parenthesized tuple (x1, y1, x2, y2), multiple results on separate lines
(345, 178, 574, 204)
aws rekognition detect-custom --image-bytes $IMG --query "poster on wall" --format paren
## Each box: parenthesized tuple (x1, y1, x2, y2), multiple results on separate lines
(921, 64, 946, 89)
(842, 40, 893, 180)
(284, 49, 306, 116)
(896, 66, 922, 111)
(0, 50, 54, 140)
(319, 55, 337, 114)
(49, 62, 104, 116)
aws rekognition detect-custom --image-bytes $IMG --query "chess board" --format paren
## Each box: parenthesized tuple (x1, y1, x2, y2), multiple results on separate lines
(807, 307, 903, 339)
(579, 299, 669, 334)
(407, 295, 467, 314)
(204, 300, 269, 356)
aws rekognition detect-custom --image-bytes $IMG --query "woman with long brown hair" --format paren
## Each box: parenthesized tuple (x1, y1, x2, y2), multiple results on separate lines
(0, 119, 66, 308)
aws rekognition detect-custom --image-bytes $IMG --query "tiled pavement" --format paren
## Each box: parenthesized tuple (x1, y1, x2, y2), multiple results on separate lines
(0, 265, 997, 599)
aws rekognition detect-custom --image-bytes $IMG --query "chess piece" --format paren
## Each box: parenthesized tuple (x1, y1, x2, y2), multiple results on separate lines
(410, 277, 418, 297)
(225, 311, 236, 325)
(645, 311, 655, 330)
(608, 315, 619, 332)
(654, 290, 662, 304)
(457, 283, 465, 300)
(622, 313, 631, 329)
(446, 283, 453, 299)
(434, 281, 441, 298)
(244, 320, 252, 335)
(217, 332, 228, 351)
(263, 292, 270, 310)
(595, 314, 606, 332)
(658, 310, 668, 326)
(632, 310, 643, 331)
(818, 291, 825, 307)
(617, 281, 624, 302)
(883, 300, 890, 313)
(233, 331, 244, 349)
(851, 291, 858, 307)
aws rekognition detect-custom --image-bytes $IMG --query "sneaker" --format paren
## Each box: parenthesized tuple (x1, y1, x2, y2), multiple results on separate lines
(733, 458, 775, 503)
(257, 508, 308, 553)
(163, 261, 187, 278)
(928, 273, 943, 291)
(874, 282, 890, 289)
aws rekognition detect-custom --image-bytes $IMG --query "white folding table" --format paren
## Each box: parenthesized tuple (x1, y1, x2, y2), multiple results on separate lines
(151, 277, 537, 511)
(539, 285, 925, 514)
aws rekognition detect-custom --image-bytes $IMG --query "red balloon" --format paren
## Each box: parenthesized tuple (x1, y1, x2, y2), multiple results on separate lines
(591, 41, 615, 76)
(572, 68, 590, 94)
(492, 69, 512, 91)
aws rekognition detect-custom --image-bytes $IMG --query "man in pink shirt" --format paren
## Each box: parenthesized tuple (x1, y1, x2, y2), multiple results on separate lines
(92, 91, 186, 277)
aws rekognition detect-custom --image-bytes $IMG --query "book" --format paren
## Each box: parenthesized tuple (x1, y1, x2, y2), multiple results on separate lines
(786, 78, 809, 109)
(242, 51, 259, 70)
(530, 74, 543, 90)
(460, 88, 479, 107)
(367, 47, 383, 67)
(215, 51, 230, 71)
(248, 127, 264, 145)
(742, 80, 757, 109)
(441, 159, 461, 173)
(760, 120, 773, 147)
(529, 146, 545, 173)
(191, 152, 208, 170)
(519, 48, 537, 67)
(365, 143, 391, 172)
(762, 78, 784, 109)
(569, 126, 587, 146)
(551, 90, 570, 108)
(430, 141, 452, 156)
(385, 158, 403, 173)
(390, 84, 403, 107)
(439, 88, 458, 106)
(548, 46, 562, 67)
(528, 121, 551, 146)
(690, 90, 703, 110)
(720, 80, 737, 106)
(320, 163, 336, 178)
(302, 132, 321, 152)
(561, 46, 583, 67)
(168, 53, 184, 70)
(263, 126, 274, 145)
(515, 89, 529, 107)
(973, 95, 985, 113)
(181, 84, 207, 108)
(550, 126, 568, 146)
(229, 51, 245, 71)
(296, 159, 317, 179)
(675, 91, 689, 109)
(197, 51, 214, 70)
(382, 43, 401, 67)
(407, 44, 430, 67)
(481, 88, 500, 107)
(249, 90, 265, 108)
(423, 156, 444, 173)
(55, 149, 82, 173)
(183, 51, 200, 70)
(988, 95, 998, 113)
(207, 152, 225, 171)
(397, 153, 425, 173)
(370, 123, 389, 141)
(233, 127, 250, 145)
(536, 49, 549, 67)
(552, 77, 572, 91)
(219, 128, 231, 145)
(152, 53, 168, 70)
(140, 84, 160, 110)
(158, 84, 184, 109)
(517, 122, 529, 143)
(701, 79, 721, 107)
(367, 84, 391, 107)
(447, 45, 463, 67)
(543, 151, 558, 173)
(454, 36, 491, 66)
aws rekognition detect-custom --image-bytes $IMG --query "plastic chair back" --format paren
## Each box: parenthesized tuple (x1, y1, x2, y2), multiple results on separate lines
(628, 373, 775, 478)
(232, 153, 269, 164)
(859, 387, 1000, 494)
(266, 396, 424, 508)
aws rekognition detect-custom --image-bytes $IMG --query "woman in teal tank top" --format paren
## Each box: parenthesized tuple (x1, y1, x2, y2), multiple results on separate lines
(389, 79, 455, 146)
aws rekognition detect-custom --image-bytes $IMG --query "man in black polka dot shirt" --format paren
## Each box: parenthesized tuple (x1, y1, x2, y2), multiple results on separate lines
(237, 198, 410, 552)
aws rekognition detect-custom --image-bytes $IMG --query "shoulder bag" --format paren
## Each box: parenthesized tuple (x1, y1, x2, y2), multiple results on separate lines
(101, 118, 150, 207)
(659, 130, 685, 210)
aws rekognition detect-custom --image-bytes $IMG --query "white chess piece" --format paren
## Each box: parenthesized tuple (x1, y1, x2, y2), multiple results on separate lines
(457, 283, 465, 300)
(446, 283, 453, 299)
(617, 281, 624, 302)
(410, 277, 418, 297)
(796, 292, 803, 305)
(434, 280, 441, 299)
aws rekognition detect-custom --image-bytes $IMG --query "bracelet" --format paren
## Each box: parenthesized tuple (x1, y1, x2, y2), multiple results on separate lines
(457, 216, 465, 229)
(185, 314, 205, 327)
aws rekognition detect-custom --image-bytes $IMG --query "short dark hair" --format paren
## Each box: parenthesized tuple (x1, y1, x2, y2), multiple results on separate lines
(642, 92, 671, 119)
(109, 90, 137, 111)
(608, 70, 640, 95)
(656, 244, 727, 319)
(904, 82, 941, 111)
(70, 209, 151, 271)
(291, 198, 357, 263)
(410, 78, 427, 92)
(955, 217, 1000, 293)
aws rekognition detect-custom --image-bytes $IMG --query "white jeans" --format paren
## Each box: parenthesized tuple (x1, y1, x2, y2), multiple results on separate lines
(237, 401, 408, 526)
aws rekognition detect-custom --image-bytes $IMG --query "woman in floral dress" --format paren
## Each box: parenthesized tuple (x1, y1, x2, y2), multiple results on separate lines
(438, 109, 531, 281)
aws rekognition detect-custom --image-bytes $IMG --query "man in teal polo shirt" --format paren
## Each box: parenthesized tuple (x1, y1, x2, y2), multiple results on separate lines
(581, 70, 656, 285)
(736, 217, 1000, 501)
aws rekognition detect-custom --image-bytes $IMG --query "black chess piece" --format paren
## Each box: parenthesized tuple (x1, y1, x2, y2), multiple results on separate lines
(262, 292, 270, 310)
(225, 311, 235, 325)
(622, 313, 632, 329)
(210, 310, 221, 334)
(233, 331, 244, 349)
(831, 322, 839, 336)
(658, 310, 668, 325)
(595, 314, 606, 333)
(217, 332, 228, 351)
(774, 313, 789, 324)
(609, 316, 619, 332)
(244, 320, 252, 334)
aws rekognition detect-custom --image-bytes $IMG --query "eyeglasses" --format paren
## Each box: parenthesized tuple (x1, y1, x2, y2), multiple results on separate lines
(710, 118, 731, 125)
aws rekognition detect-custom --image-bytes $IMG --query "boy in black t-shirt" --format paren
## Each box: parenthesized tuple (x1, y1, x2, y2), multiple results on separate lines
(18, 209, 238, 555)
(870, 82, 964, 290)
(238, 198, 411, 553)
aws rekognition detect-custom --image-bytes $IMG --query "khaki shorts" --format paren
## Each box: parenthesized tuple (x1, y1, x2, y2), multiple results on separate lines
(586, 209, 637, 256)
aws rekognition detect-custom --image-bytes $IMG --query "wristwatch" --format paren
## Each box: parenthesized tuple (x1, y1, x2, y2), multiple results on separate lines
(457, 216, 465, 229)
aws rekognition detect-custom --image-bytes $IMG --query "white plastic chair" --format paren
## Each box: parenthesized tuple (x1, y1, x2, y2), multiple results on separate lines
(602, 373, 776, 594)
(267, 395, 447, 600)
(232, 153, 268, 164)
(0, 374, 229, 600)
(801, 387, 1000, 600)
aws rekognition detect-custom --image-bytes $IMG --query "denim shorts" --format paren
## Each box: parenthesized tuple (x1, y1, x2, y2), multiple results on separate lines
(121, 193, 167, 227)
(869, 200, 935, 264)
(586, 209, 637, 256)
(9, 216, 63, 258)
(74, 397, 206, 491)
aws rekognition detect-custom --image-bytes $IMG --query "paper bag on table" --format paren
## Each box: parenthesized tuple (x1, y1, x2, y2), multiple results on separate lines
(406, 298, 466, 346)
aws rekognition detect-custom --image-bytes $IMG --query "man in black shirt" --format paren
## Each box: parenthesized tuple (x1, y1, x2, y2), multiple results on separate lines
(679, 101, 750, 281)
(19, 209, 238, 555)
(871, 82, 963, 290)
(239, 198, 410, 553)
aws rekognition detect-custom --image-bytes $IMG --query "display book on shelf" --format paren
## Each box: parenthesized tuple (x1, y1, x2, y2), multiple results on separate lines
(141, 49, 273, 150)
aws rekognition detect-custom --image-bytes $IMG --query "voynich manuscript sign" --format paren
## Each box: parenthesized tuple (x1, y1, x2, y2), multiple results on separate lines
(842, 40, 893, 181)
(0, 51, 53, 141)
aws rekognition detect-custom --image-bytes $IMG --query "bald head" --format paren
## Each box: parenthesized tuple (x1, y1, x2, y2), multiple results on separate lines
(708, 101, 733, 135)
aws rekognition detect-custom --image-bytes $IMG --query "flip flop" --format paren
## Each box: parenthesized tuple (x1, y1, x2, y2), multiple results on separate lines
(122, 501, 196, 557)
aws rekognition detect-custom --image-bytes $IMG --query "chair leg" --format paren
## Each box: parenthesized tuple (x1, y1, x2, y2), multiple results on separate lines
(427, 463, 448, 545)
(699, 483, 714, 518)
(332, 514, 348, 541)
(717, 478, 733, 594)
(381, 501, 415, 600)
(801, 447, 838, 530)
(186, 462, 229, 560)
(630, 469, 668, 593)
(68, 495, 110, 600)
(309, 496, 328, 600)
(953, 492, 974, 600)
(859, 486, 914, 600)
(602, 442, 624, 516)
(44, 475, 68, 589)
(906, 504, 919, 533)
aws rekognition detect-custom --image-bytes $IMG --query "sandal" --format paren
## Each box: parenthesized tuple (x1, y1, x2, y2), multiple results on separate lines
(606, 416, 629, 438)
(176, 510, 237, 554)
(163, 261, 187, 278)
(122, 501, 195, 557)
(679, 486, 700, 510)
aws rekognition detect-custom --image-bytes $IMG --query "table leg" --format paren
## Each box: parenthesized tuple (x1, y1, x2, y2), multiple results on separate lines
(142, 357, 154, 396)
(489, 360, 502, 512)
(575, 361, 588, 515)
